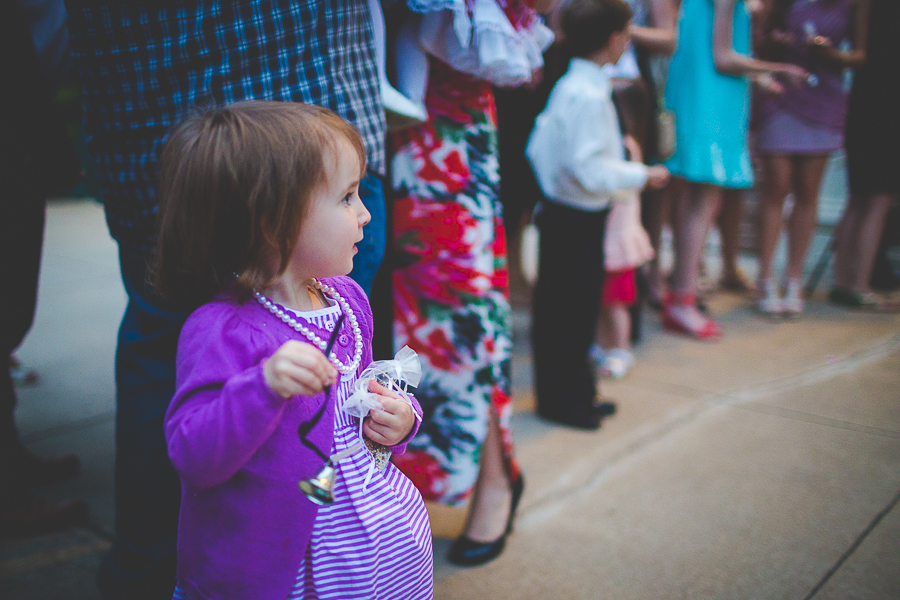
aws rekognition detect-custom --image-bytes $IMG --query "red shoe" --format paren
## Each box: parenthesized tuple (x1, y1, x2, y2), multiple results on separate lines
(661, 291, 722, 341)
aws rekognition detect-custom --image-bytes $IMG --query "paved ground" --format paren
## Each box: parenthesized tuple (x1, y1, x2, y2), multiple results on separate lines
(2, 154, 899, 599)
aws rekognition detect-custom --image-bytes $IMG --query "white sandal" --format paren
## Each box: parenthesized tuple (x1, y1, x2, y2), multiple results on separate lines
(600, 348, 635, 380)
(757, 278, 782, 317)
(782, 278, 804, 316)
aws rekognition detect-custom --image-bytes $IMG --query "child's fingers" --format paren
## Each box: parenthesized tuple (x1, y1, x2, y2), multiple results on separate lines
(277, 362, 332, 396)
(264, 341, 338, 398)
(362, 418, 398, 446)
(282, 341, 338, 383)
(364, 397, 414, 446)
(367, 379, 401, 399)
(374, 395, 409, 417)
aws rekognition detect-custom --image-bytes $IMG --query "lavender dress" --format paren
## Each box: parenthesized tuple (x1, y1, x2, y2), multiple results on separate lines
(755, 0, 853, 154)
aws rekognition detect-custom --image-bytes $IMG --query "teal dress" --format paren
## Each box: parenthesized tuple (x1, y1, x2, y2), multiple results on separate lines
(665, 0, 753, 188)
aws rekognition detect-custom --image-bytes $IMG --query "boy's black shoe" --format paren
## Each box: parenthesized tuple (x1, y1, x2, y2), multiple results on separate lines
(537, 398, 616, 430)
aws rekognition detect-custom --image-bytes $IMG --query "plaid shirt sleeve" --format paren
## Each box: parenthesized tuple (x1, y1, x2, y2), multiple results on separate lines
(67, 0, 386, 254)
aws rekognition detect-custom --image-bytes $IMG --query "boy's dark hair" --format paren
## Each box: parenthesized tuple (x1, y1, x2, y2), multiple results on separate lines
(561, 0, 633, 59)
(151, 100, 366, 309)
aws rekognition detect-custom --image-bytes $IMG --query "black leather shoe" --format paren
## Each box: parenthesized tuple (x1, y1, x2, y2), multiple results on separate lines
(537, 398, 616, 430)
(537, 407, 601, 429)
(448, 475, 525, 567)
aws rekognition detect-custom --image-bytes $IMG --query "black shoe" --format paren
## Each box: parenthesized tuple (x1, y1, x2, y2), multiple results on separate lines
(537, 399, 616, 430)
(448, 475, 525, 567)
(591, 398, 617, 417)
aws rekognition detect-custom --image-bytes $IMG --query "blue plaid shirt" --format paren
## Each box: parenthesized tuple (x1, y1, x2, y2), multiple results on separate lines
(67, 0, 386, 254)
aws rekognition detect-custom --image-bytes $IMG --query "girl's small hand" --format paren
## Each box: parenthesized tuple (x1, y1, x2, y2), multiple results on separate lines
(362, 380, 415, 446)
(263, 341, 337, 399)
(623, 135, 643, 164)
(645, 165, 670, 190)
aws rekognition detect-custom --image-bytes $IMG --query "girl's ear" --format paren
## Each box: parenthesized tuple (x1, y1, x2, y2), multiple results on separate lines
(260, 220, 279, 251)
(258, 220, 288, 274)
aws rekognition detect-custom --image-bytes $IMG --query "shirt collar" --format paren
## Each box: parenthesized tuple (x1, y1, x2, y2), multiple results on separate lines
(568, 57, 614, 84)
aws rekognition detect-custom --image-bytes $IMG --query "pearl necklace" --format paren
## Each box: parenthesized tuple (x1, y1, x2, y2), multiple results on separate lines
(254, 279, 363, 376)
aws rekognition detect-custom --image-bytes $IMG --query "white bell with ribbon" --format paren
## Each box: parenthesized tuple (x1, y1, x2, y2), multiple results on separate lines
(342, 346, 423, 489)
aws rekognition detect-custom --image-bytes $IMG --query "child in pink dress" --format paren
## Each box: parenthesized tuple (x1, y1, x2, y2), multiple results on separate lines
(592, 135, 655, 379)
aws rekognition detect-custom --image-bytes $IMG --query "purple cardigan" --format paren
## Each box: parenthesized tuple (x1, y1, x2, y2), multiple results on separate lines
(164, 276, 422, 600)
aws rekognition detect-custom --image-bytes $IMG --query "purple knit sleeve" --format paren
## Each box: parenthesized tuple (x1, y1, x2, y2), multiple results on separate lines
(165, 303, 307, 489)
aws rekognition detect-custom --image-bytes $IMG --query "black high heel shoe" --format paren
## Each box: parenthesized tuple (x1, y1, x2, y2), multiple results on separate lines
(447, 475, 524, 567)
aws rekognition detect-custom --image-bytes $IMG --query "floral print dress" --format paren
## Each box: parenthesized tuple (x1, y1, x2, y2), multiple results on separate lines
(389, 59, 520, 504)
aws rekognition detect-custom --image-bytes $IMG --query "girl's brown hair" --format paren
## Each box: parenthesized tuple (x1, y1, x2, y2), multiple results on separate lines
(151, 101, 366, 310)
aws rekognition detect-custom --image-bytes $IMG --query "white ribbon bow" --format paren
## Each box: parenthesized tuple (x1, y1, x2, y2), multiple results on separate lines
(341, 346, 423, 490)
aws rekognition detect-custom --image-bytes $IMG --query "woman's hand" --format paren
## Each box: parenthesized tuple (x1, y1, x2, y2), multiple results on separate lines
(774, 63, 809, 87)
(769, 29, 795, 48)
(362, 379, 416, 446)
(754, 72, 785, 95)
(263, 341, 337, 399)
(807, 35, 848, 69)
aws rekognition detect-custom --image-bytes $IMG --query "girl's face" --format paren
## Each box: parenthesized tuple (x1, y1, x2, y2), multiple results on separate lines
(289, 139, 371, 281)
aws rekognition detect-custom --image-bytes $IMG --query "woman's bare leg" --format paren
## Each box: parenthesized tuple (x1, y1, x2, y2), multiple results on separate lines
(833, 193, 864, 290)
(851, 193, 895, 294)
(462, 410, 512, 543)
(642, 185, 671, 304)
(718, 188, 746, 285)
(669, 181, 722, 329)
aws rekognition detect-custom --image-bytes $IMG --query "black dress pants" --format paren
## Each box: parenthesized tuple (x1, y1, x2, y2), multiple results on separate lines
(532, 201, 609, 421)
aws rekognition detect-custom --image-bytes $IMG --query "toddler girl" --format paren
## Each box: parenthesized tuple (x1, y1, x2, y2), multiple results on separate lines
(592, 138, 655, 379)
(153, 101, 433, 600)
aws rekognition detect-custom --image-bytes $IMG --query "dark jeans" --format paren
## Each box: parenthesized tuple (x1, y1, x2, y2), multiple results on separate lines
(349, 171, 386, 295)
(97, 248, 186, 600)
(98, 171, 386, 599)
(532, 201, 610, 416)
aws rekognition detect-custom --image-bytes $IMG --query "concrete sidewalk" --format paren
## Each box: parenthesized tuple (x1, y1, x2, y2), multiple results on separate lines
(2, 198, 899, 600)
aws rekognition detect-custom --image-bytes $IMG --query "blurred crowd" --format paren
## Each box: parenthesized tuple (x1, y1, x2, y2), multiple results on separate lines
(2, 0, 897, 598)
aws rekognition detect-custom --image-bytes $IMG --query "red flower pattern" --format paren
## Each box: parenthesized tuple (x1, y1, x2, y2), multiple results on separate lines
(392, 451, 449, 502)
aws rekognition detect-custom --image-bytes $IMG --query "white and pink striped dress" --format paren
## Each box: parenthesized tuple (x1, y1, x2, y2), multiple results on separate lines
(174, 301, 433, 600)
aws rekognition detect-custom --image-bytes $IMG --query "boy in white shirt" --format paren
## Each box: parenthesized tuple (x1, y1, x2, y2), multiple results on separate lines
(526, 0, 668, 429)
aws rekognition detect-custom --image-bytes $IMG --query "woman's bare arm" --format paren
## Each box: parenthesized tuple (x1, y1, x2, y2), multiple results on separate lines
(629, 0, 678, 55)
(712, 0, 805, 81)
(810, 0, 868, 69)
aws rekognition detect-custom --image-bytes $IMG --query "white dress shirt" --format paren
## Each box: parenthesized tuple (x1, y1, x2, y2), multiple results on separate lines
(526, 58, 648, 212)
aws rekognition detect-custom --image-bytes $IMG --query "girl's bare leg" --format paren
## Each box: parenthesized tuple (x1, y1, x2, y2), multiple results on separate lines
(758, 155, 792, 283)
(608, 304, 631, 350)
(597, 305, 615, 350)
(785, 155, 829, 281)
(462, 409, 512, 543)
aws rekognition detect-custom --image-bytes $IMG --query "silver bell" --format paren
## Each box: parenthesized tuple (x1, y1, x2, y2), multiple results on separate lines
(298, 462, 335, 506)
